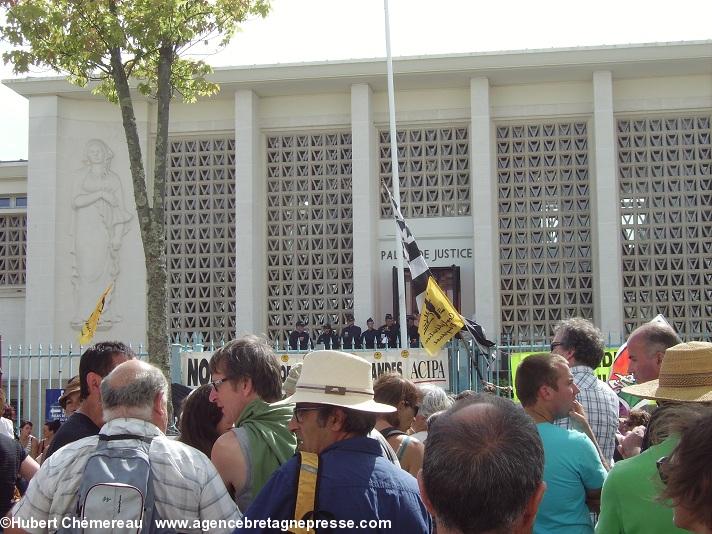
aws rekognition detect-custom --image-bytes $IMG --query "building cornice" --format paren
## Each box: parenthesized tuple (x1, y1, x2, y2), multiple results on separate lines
(3, 40, 711, 100)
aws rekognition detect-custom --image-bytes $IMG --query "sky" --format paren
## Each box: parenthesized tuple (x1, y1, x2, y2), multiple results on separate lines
(1, 0, 711, 160)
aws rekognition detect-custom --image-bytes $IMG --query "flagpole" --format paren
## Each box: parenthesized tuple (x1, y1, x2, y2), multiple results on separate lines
(383, 0, 409, 350)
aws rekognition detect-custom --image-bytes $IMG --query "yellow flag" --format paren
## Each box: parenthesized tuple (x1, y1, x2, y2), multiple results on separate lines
(78, 284, 113, 345)
(418, 276, 465, 356)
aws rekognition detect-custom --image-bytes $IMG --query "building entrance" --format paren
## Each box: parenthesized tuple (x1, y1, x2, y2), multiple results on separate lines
(392, 265, 461, 318)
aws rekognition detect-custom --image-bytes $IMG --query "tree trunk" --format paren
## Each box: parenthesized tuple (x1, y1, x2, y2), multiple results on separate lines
(146, 45, 173, 377)
(110, 48, 170, 385)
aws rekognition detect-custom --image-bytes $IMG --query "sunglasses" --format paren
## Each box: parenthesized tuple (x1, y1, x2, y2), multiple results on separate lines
(293, 405, 328, 423)
(403, 400, 419, 416)
(550, 341, 564, 352)
(656, 455, 670, 485)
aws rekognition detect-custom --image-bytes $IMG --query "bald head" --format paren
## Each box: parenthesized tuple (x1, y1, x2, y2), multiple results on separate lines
(100, 360, 169, 430)
(421, 394, 544, 534)
(627, 322, 681, 383)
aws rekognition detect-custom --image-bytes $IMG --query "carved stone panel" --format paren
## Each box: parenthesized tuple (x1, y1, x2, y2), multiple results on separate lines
(71, 139, 132, 330)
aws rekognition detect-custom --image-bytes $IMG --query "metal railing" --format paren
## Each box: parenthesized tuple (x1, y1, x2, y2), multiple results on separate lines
(9, 329, 706, 429)
(1, 343, 146, 430)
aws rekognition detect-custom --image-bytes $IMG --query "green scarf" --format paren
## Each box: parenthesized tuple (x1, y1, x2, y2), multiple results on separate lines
(236, 398, 297, 495)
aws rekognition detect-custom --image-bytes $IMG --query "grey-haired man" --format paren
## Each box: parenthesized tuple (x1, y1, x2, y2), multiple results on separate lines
(10, 360, 239, 534)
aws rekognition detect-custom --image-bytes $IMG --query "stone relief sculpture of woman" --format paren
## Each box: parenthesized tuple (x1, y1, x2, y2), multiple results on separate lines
(70, 139, 133, 329)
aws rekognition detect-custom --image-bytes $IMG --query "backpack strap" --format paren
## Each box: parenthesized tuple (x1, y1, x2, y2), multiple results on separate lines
(98, 433, 154, 444)
(379, 426, 406, 439)
(141, 466, 159, 534)
(291, 452, 319, 534)
(396, 435, 412, 461)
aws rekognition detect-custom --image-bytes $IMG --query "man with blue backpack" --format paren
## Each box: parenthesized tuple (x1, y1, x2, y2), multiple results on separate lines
(10, 359, 240, 534)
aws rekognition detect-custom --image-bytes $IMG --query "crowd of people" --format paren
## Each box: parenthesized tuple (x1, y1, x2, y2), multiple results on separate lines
(288, 313, 421, 351)
(0, 320, 711, 534)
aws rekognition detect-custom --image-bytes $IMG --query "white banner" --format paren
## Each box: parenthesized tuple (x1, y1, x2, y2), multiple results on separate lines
(180, 348, 450, 390)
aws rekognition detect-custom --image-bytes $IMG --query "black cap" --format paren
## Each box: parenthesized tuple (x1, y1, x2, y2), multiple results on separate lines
(367, 317, 374, 323)
(385, 313, 393, 320)
(323, 323, 332, 329)
(296, 320, 305, 327)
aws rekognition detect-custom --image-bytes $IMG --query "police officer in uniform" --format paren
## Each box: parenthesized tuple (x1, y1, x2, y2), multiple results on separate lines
(288, 321, 311, 350)
(360, 318, 379, 349)
(316, 323, 340, 349)
(340, 314, 362, 349)
(378, 313, 401, 349)
(407, 314, 420, 348)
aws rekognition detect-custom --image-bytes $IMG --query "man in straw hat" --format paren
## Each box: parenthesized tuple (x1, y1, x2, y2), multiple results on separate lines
(596, 341, 712, 534)
(58, 375, 81, 417)
(238, 350, 431, 533)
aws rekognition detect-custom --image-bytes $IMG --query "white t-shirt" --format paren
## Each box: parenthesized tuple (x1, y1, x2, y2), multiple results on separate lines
(0, 417, 14, 438)
(411, 430, 428, 443)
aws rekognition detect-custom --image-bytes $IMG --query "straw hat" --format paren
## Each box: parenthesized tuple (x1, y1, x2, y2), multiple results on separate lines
(622, 341, 712, 402)
(284, 350, 396, 413)
(58, 375, 81, 408)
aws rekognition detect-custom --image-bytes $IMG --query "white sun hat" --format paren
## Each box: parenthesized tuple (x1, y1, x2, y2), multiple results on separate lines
(284, 350, 396, 413)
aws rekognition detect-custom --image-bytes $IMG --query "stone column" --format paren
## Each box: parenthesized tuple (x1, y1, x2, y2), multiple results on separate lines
(470, 77, 498, 339)
(592, 71, 623, 338)
(350, 83, 378, 325)
(24, 96, 60, 344)
(234, 89, 266, 336)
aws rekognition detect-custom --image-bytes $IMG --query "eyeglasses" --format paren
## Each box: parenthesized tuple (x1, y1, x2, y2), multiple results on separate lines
(210, 376, 234, 392)
(293, 406, 328, 423)
(403, 401, 419, 416)
(550, 342, 564, 352)
(656, 456, 670, 485)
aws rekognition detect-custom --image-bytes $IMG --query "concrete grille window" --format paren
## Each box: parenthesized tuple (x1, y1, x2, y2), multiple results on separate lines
(0, 214, 27, 286)
(166, 137, 237, 343)
(618, 115, 712, 337)
(379, 126, 470, 218)
(265, 131, 354, 343)
(497, 121, 593, 343)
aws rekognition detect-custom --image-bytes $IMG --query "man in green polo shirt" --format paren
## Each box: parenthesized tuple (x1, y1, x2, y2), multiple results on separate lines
(596, 341, 712, 534)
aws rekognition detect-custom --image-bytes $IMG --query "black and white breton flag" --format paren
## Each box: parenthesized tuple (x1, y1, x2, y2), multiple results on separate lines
(384, 185, 496, 351)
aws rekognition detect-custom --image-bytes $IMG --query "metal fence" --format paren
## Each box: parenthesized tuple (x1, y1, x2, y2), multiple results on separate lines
(0, 343, 146, 431)
(5, 330, 690, 430)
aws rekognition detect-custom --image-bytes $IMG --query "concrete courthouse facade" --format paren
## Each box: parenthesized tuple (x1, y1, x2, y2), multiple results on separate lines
(1, 40, 711, 348)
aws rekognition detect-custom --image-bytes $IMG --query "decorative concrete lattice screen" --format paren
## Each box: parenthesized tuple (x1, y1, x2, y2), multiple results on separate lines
(166, 137, 237, 343)
(379, 126, 470, 218)
(496, 121, 593, 343)
(0, 214, 26, 286)
(617, 115, 712, 337)
(265, 132, 354, 343)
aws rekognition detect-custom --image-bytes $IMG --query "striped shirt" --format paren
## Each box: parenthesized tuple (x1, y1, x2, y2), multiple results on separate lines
(555, 365, 619, 464)
(12, 418, 240, 534)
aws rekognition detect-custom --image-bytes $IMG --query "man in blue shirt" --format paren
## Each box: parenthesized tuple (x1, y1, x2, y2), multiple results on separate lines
(238, 350, 431, 533)
(516, 353, 608, 534)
